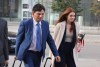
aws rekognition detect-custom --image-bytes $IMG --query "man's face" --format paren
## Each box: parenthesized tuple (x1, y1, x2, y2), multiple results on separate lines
(32, 10, 45, 22)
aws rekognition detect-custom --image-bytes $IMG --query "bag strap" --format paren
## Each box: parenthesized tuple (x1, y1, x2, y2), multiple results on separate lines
(12, 59, 22, 67)
(44, 57, 51, 67)
(4, 64, 8, 67)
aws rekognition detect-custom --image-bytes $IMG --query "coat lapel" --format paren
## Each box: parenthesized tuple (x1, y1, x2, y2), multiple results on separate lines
(57, 21, 66, 49)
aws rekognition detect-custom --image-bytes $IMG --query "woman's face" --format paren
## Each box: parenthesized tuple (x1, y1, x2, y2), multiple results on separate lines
(67, 12, 75, 23)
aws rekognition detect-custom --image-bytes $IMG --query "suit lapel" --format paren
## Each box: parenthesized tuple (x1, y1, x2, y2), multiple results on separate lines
(28, 18, 33, 40)
(41, 20, 45, 44)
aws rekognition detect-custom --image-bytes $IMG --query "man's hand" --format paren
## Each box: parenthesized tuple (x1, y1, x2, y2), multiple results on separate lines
(14, 56, 17, 60)
(55, 56, 61, 62)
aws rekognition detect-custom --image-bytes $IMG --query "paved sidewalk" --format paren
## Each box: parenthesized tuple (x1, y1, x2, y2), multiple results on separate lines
(8, 22, 100, 67)
(77, 58, 100, 67)
(9, 56, 100, 67)
(8, 22, 19, 32)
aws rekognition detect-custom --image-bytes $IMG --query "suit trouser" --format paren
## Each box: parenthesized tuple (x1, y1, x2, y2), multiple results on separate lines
(23, 50, 43, 67)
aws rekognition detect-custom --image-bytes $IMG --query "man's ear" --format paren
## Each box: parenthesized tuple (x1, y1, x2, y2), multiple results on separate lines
(32, 11, 35, 15)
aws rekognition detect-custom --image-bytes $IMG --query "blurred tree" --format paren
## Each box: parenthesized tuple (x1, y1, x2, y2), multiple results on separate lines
(90, 1, 100, 27)
(90, 1, 100, 16)
(51, 0, 83, 13)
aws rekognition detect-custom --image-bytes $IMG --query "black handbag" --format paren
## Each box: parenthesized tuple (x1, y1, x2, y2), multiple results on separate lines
(12, 59, 22, 67)
(78, 34, 85, 41)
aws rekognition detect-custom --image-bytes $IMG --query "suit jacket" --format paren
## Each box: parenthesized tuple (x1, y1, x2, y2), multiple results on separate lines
(15, 18, 59, 61)
(0, 18, 9, 64)
(49, 21, 77, 67)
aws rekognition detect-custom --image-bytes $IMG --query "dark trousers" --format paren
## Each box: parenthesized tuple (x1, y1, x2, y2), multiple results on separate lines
(55, 42, 76, 67)
(23, 50, 43, 67)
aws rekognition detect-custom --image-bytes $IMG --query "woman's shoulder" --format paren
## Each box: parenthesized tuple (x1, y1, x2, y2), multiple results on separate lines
(56, 21, 66, 26)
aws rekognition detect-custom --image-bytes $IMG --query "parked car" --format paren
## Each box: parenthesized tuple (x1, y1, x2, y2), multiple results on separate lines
(8, 31, 16, 53)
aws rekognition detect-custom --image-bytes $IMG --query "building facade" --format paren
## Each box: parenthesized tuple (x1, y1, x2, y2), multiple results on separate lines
(80, 0, 100, 27)
(0, 0, 99, 27)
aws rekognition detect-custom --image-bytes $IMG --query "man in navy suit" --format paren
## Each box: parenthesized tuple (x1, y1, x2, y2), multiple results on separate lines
(15, 4, 61, 67)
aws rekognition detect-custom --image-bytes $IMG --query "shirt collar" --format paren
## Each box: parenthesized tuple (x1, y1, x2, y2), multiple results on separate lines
(33, 18, 41, 26)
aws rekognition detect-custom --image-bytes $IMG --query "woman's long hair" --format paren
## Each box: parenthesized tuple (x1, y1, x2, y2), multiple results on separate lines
(56, 7, 76, 32)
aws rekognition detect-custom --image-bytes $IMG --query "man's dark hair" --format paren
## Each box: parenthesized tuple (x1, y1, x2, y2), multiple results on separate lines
(32, 3, 45, 12)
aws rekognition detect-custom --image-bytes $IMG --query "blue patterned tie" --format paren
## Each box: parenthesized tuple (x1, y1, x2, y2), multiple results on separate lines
(36, 23, 42, 52)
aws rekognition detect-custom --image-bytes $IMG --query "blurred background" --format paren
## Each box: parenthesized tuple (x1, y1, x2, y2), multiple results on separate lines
(0, 0, 100, 67)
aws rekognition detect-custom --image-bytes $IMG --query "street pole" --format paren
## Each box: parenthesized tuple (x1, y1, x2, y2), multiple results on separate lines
(9, 0, 12, 21)
(97, 0, 100, 33)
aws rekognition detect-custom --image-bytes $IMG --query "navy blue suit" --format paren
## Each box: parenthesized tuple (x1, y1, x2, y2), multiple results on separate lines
(15, 18, 59, 67)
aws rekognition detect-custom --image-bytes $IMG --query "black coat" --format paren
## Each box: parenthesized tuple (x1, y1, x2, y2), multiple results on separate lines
(0, 18, 9, 64)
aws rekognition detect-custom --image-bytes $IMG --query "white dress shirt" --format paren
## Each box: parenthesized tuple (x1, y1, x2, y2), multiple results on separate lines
(29, 18, 42, 51)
